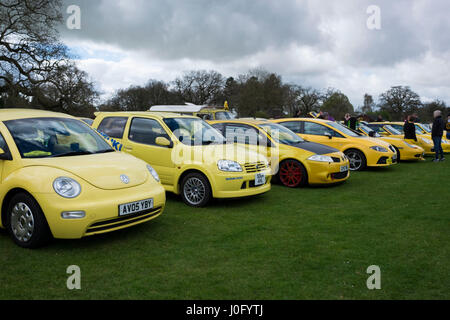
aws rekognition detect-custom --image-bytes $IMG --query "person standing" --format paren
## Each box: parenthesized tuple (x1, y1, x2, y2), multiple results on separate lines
(431, 110, 445, 162)
(403, 115, 417, 142)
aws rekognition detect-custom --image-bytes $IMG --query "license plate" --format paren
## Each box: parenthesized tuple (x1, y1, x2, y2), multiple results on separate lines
(119, 198, 153, 216)
(255, 173, 266, 186)
(340, 165, 348, 172)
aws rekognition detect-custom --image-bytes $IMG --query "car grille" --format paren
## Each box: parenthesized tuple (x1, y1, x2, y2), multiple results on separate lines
(331, 171, 348, 180)
(85, 207, 162, 235)
(244, 161, 267, 173)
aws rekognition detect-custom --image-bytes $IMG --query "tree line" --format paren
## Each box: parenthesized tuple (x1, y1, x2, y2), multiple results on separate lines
(1, 0, 448, 123)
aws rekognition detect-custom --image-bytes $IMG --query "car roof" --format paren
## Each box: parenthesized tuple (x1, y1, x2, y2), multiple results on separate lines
(0, 108, 74, 121)
(275, 117, 333, 124)
(94, 111, 199, 120)
(211, 118, 270, 125)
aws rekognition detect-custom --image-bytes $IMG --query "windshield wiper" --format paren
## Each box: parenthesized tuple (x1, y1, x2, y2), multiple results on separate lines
(51, 151, 94, 158)
(95, 149, 115, 154)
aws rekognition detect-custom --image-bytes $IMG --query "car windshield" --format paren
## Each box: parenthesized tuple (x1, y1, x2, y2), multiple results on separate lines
(385, 125, 402, 135)
(389, 124, 405, 134)
(258, 123, 304, 145)
(163, 117, 226, 145)
(327, 122, 361, 137)
(215, 112, 235, 120)
(359, 124, 380, 137)
(4, 117, 113, 159)
(414, 124, 426, 134)
(420, 124, 431, 133)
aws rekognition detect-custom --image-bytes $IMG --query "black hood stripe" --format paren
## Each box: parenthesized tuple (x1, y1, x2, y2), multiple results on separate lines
(290, 141, 339, 154)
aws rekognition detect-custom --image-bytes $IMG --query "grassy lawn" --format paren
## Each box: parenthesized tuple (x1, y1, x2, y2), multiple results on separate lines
(0, 158, 449, 300)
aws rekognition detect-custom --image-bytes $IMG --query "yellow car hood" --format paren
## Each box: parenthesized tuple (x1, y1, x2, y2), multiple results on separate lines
(22, 152, 148, 190)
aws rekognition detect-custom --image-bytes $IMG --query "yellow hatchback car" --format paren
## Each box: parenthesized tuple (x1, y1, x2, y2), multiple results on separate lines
(272, 118, 397, 171)
(0, 109, 165, 248)
(357, 123, 425, 161)
(92, 112, 271, 207)
(209, 119, 350, 187)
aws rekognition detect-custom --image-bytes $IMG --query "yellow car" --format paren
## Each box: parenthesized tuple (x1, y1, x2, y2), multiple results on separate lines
(368, 122, 443, 155)
(92, 112, 272, 207)
(415, 123, 450, 153)
(272, 118, 397, 171)
(0, 109, 165, 248)
(208, 119, 350, 187)
(357, 123, 425, 161)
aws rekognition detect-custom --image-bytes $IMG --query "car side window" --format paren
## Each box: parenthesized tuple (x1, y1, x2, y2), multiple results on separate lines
(210, 123, 225, 135)
(0, 132, 7, 150)
(304, 122, 334, 136)
(128, 117, 170, 146)
(279, 121, 301, 133)
(223, 124, 268, 146)
(97, 117, 128, 139)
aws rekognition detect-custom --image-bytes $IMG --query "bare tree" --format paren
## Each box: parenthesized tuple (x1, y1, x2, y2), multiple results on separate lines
(379, 86, 422, 119)
(173, 70, 225, 105)
(0, 0, 70, 101)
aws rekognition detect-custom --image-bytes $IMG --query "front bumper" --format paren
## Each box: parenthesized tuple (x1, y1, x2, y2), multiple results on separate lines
(212, 168, 272, 198)
(33, 182, 166, 239)
(306, 159, 350, 184)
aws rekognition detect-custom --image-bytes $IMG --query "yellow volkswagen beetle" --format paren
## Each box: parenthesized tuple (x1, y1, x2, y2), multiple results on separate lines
(272, 118, 397, 171)
(0, 109, 165, 248)
(92, 112, 271, 207)
(357, 123, 425, 161)
(208, 119, 350, 187)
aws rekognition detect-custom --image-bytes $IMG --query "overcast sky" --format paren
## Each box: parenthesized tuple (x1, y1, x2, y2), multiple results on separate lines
(60, 0, 450, 107)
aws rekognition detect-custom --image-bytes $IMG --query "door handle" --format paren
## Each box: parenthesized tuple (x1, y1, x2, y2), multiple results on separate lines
(123, 146, 133, 151)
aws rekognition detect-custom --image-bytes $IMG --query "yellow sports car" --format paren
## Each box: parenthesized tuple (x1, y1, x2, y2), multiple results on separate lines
(208, 119, 350, 187)
(0, 109, 165, 248)
(357, 123, 425, 161)
(272, 118, 397, 171)
(92, 112, 272, 207)
(415, 123, 450, 153)
(368, 122, 448, 155)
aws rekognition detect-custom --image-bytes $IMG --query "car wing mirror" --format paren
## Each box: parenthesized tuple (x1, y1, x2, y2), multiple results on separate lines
(0, 147, 11, 160)
(155, 137, 173, 148)
(369, 131, 375, 137)
(324, 132, 332, 139)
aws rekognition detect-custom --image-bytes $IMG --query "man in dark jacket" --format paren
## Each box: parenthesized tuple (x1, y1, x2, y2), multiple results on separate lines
(403, 115, 417, 141)
(431, 110, 445, 162)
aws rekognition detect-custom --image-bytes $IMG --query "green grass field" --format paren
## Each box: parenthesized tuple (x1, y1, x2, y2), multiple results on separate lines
(0, 158, 449, 300)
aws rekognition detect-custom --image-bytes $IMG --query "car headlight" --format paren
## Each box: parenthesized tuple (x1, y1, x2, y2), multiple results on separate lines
(147, 164, 160, 182)
(421, 138, 433, 144)
(370, 146, 388, 152)
(217, 160, 243, 172)
(53, 177, 81, 198)
(307, 155, 333, 162)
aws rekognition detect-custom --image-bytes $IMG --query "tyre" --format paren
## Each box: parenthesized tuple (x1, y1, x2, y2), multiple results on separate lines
(277, 159, 308, 188)
(344, 149, 367, 171)
(180, 172, 212, 207)
(6, 193, 51, 248)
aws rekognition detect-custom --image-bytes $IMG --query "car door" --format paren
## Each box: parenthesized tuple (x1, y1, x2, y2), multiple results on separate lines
(123, 117, 175, 186)
(96, 116, 129, 151)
